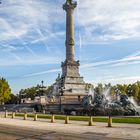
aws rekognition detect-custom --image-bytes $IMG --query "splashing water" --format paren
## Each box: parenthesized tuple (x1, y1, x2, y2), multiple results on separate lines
(103, 88, 111, 103)
(83, 87, 140, 116)
(88, 88, 95, 99)
(128, 97, 139, 108)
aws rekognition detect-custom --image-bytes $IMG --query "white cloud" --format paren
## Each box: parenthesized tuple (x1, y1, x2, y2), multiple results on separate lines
(24, 68, 61, 78)
(77, 0, 140, 43)
(81, 51, 140, 69)
(0, 0, 61, 43)
(1, 44, 17, 52)
(0, 0, 65, 65)
(9, 52, 22, 62)
(90, 76, 140, 85)
(31, 31, 65, 44)
(0, 18, 28, 41)
(0, 56, 61, 66)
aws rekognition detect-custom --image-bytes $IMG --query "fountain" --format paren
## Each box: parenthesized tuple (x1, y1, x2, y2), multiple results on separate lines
(82, 87, 140, 116)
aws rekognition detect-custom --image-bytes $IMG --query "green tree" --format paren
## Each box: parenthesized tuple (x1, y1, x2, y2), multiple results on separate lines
(18, 84, 52, 101)
(131, 83, 140, 101)
(19, 86, 39, 100)
(44, 85, 53, 95)
(0, 77, 11, 104)
(110, 86, 116, 95)
(116, 84, 127, 94)
(6, 94, 18, 104)
(95, 83, 103, 94)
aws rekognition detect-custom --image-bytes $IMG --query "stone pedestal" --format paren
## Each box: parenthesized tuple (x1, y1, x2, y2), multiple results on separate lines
(60, 60, 87, 105)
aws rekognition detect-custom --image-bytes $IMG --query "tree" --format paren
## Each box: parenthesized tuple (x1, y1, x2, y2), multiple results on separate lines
(18, 84, 52, 102)
(44, 85, 53, 95)
(95, 83, 103, 94)
(0, 77, 11, 104)
(19, 86, 39, 100)
(131, 83, 140, 101)
(6, 94, 18, 104)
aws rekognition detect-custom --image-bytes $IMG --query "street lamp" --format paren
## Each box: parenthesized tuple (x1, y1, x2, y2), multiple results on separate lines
(36, 80, 46, 97)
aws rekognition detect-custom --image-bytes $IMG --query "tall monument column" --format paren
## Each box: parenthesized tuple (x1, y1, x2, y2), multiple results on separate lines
(62, 0, 79, 78)
(63, 0, 77, 61)
(60, 0, 87, 98)
(50, 0, 87, 110)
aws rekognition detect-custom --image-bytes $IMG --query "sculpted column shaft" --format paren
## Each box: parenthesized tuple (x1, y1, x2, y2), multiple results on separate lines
(63, 0, 77, 62)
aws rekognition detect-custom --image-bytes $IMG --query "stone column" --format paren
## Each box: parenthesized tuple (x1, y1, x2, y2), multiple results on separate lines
(63, 0, 77, 61)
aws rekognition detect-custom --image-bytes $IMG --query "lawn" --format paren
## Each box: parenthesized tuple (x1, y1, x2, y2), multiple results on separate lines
(8, 113, 140, 124)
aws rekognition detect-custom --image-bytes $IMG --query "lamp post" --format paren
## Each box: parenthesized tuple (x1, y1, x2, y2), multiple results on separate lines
(36, 80, 46, 97)
(36, 81, 47, 113)
(20, 93, 26, 103)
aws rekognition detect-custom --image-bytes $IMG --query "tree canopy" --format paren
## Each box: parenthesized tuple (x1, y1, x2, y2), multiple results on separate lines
(18, 85, 53, 101)
(0, 77, 11, 104)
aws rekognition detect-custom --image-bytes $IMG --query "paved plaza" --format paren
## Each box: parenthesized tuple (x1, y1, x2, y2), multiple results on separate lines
(0, 114, 140, 140)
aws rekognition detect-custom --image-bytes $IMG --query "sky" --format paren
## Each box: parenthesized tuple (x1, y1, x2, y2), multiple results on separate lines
(0, 0, 140, 93)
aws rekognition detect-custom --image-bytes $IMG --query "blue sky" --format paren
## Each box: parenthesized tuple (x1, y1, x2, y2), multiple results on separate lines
(0, 0, 140, 93)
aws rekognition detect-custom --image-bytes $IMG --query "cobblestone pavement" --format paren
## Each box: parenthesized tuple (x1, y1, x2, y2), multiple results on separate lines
(0, 115, 139, 140)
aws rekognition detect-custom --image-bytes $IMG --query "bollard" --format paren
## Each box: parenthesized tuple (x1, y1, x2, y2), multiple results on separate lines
(24, 112, 27, 120)
(51, 114, 55, 123)
(65, 115, 69, 124)
(108, 116, 112, 127)
(34, 113, 38, 121)
(88, 116, 93, 126)
(5, 110, 8, 118)
(12, 112, 15, 119)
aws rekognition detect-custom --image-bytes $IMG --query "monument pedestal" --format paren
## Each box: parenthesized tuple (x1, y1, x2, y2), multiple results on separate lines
(60, 60, 87, 104)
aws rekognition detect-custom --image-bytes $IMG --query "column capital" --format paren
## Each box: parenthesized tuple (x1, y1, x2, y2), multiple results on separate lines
(63, 0, 77, 11)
